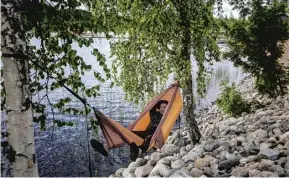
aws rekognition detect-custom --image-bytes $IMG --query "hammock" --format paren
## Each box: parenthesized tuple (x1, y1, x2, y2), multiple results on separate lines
(92, 82, 183, 155)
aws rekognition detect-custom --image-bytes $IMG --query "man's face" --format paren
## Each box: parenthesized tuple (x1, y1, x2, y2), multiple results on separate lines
(159, 103, 167, 114)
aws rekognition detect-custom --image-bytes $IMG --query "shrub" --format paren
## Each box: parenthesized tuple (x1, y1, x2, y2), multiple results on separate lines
(216, 81, 250, 117)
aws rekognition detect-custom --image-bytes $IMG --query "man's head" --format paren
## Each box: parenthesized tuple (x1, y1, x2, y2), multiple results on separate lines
(156, 100, 168, 115)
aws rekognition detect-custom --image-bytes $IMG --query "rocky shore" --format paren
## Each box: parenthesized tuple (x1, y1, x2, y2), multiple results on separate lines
(111, 76, 289, 177)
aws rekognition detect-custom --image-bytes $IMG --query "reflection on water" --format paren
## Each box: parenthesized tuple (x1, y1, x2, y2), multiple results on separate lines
(1, 39, 247, 177)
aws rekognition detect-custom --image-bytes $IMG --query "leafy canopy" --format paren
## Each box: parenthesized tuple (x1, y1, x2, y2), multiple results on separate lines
(223, 0, 289, 96)
(1, 0, 111, 131)
(90, 0, 221, 104)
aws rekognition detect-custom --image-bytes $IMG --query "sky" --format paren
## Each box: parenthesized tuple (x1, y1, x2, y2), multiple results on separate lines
(216, 0, 240, 18)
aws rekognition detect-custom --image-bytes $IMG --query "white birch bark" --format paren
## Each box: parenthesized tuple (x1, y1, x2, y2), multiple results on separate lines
(1, 0, 39, 176)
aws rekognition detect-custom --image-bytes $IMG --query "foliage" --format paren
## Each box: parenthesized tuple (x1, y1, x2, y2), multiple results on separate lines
(89, 0, 221, 104)
(1, 0, 111, 131)
(223, 0, 289, 96)
(216, 81, 250, 117)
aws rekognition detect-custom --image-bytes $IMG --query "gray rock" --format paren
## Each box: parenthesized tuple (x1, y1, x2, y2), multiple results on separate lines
(215, 150, 229, 161)
(194, 156, 215, 170)
(248, 169, 262, 177)
(135, 158, 147, 166)
(236, 136, 246, 144)
(277, 157, 287, 167)
(248, 129, 268, 141)
(161, 144, 180, 155)
(273, 128, 283, 135)
(190, 168, 204, 177)
(171, 159, 186, 169)
(229, 138, 238, 148)
(276, 95, 282, 103)
(218, 157, 241, 171)
(148, 159, 157, 166)
(204, 141, 220, 152)
(185, 144, 194, 151)
(182, 144, 204, 162)
(241, 112, 248, 117)
(127, 173, 136, 177)
(285, 160, 289, 170)
(231, 167, 249, 177)
(284, 141, 289, 149)
(173, 137, 186, 147)
(243, 141, 260, 155)
(213, 145, 230, 156)
(122, 162, 138, 177)
(150, 152, 163, 162)
(258, 159, 274, 171)
(144, 155, 150, 160)
(279, 131, 289, 143)
(284, 99, 289, 109)
(270, 165, 285, 176)
(149, 163, 174, 177)
(115, 168, 125, 177)
(134, 164, 154, 177)
(122, 168, 133, 177)
(158, 157, 172, 166)
(203, 167, 215, 177)
(256, 111, 267, 119)
(259, 171, 279, 177)
(169, 170, 191, 177)
(259, 148, 280, 160)
(240, 155, 259, 164)
(268, 123, 281, 130)
(260, 142, 272, 151)
(266, 137, 277, 143)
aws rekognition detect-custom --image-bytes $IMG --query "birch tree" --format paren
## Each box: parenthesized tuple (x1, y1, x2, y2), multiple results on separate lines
(92, 0, 221, 143)
(1, 0, 39, 176)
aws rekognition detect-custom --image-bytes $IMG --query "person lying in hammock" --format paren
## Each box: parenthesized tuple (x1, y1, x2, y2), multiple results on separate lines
(141, 100, 168, 152)
(129, 100, 168, 160)
(90, 82, 182, 161)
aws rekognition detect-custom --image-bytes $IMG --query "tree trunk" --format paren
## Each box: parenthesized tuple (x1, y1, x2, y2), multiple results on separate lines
(1, 0, 39, 176)
(178, 2, 202, 144)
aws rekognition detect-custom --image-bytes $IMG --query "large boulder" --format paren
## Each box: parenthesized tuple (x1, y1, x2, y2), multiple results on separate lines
(134, 164, 154, 177)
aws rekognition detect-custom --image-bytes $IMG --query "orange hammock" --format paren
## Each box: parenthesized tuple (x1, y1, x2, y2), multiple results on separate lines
(92, 82, 183, 154)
